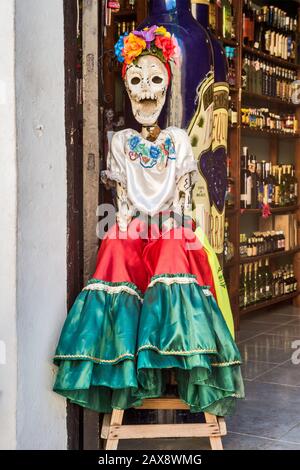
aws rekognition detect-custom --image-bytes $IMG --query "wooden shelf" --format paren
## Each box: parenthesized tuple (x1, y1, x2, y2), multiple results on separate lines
(224, 259, 236, 268)
(239, 246, 300, 265)
(241, 205, 299, 215)
(220, 37, 239, 47)
(242, 91, 297, 108)
(241, 126, 300, 139)
(240, 290, 300, 315)
(243, 45, 299, 70)
(225, 207, 238, 216)
(112, 9, 137, 18)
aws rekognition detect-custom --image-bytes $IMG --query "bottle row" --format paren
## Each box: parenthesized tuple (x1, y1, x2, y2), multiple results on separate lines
(115, 20, 137, 39)
(243, 1, 297, 62)
(241, 147, 298, 209)
(242, 55, 297, 102)
(240, 231, 286, 258)
(240, 260, 298, 309)
(241, 108, 297, 134)
(113, 0, 136, 10)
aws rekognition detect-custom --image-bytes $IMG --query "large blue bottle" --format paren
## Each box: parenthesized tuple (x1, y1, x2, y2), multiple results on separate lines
(139, 0, 214, 129)
(192, 0, 229, 254)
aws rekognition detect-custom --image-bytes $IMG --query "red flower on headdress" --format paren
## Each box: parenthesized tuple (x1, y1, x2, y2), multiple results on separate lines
(154, 35, 176, 61)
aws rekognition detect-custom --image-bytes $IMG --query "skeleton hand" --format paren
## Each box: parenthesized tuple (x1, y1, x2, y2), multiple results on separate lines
(173, 173, 193, 220)
(116, 182, 132, 232)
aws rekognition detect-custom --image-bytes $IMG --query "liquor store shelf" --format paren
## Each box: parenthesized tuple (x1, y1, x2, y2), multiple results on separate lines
(242, 91, 297, 107)
(243, 45, 299, 70)
(240, 289, 300, 315)
(241, 125, 300, 139)
(239, 246, 300, 265)
(242, 204, 299, 215)
(221, 37, 239, 47)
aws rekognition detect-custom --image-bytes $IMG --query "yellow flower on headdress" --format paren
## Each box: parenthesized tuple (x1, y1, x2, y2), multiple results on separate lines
(155, 26, 171, 38)
(123, 33, 146, 64)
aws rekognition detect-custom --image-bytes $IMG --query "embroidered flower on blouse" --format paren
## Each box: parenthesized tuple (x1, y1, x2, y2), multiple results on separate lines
(127, 133, 176, 169)
(129, 135, 141, 150)
(149, 146, 160, 160)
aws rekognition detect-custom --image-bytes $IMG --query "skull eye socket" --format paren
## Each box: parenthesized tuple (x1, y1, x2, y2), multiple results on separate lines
(131, 76, 141, 85)
(152, 75, 163, 84)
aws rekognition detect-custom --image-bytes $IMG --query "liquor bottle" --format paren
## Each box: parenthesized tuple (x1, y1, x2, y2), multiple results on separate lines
(242, 264, 248, 307)
(249, 154, 258, 209)
(228, 96, 238, 125)
(257, 259, 265, 301)
(273, 165, 280, 206)
(208, 0, 216, 32)
(128, 0, 135, 9)
(256, 162, 264, 209)
(264, 258, 273, 300)
(225, 157, 235, 208)
(192, 0, 229, 253)
(253, 262, 259, 303)
(139, 0, 213, 129)
(291, 265, 298, 292)
(240, 234, 247, 257)
(254, 9, 265, 50)
(241, 56, 249, 91)
(280, 165, 288, 206)
(243, 1, 250, 46)
(263, 162, 273, 206)
(222, 0, 232, 39)
(240, 147, 252, 209)
(239, 265, 244, 308)
(248, 263, 254, 304)
(291, 165, 298, 205)
(223, 218, 230, 262)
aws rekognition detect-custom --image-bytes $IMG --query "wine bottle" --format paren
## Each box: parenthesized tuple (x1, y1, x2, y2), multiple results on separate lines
(241, 147, 252, 209)
(222, 0, 232, 39)
(264, 258, 273, 300)
(139, 0, 213, 129)
(209, 0, 216, 32)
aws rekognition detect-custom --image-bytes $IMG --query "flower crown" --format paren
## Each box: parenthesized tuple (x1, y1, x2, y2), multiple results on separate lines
(114, 25, 179, 68)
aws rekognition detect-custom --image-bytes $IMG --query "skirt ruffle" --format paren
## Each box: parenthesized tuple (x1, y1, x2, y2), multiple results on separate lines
(53, 279, 143, 411)
(53, 275, 244, 415)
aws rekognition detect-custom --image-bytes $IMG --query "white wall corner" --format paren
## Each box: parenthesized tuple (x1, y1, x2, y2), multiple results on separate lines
(0, 0, 18, 451)
(15, 0, 68, 449)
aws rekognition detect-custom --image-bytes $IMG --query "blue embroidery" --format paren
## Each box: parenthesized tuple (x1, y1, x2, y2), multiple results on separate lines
(129, 135, 140, 150)
(128, 134, 176, 169)
(149, 146, 160, 160)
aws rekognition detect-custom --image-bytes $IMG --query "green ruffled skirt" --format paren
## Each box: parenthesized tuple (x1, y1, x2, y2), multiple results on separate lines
(53, 274, 244, 415)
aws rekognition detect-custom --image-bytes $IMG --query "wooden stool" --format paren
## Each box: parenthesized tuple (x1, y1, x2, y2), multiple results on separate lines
(101, 398, 226, 450)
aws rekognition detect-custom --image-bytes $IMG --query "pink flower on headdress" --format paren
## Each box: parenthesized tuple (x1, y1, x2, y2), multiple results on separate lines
(133, 25, 158, 49)
(155, 35, 176, 61)
(171, 35, 181, 66)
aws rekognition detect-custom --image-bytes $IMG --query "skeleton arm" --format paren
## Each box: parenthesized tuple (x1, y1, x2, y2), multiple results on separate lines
(115, 182, 133, 232)
(173, 172, 193, 220)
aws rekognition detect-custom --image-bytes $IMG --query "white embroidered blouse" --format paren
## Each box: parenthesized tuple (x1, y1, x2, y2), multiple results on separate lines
(102, 126, 197, 217)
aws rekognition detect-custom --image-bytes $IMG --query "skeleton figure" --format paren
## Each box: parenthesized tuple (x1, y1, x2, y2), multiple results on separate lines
(111, 53, 194, 231)
(52, 28, 243, 418)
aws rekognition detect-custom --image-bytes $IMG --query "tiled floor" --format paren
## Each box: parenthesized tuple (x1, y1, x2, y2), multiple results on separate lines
(119, 303, 300, 450)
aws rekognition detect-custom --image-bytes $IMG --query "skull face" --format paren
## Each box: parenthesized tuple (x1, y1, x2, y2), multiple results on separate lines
(124, 55, 169, 126)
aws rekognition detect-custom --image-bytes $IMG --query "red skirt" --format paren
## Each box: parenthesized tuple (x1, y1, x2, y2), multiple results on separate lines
(93, 219, 216, 297)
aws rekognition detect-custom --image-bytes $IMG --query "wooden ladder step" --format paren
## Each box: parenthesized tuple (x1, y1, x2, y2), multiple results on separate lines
(101, 400, 227, 450)
(104, 422, 224, 440)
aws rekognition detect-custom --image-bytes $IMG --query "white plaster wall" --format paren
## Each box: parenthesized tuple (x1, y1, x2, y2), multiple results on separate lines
(0, 0, 17, 451)
(15, 0, 67, 449)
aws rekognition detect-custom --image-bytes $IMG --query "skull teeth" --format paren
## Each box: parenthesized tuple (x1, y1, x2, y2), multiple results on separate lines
(136, 92, 157, 102)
